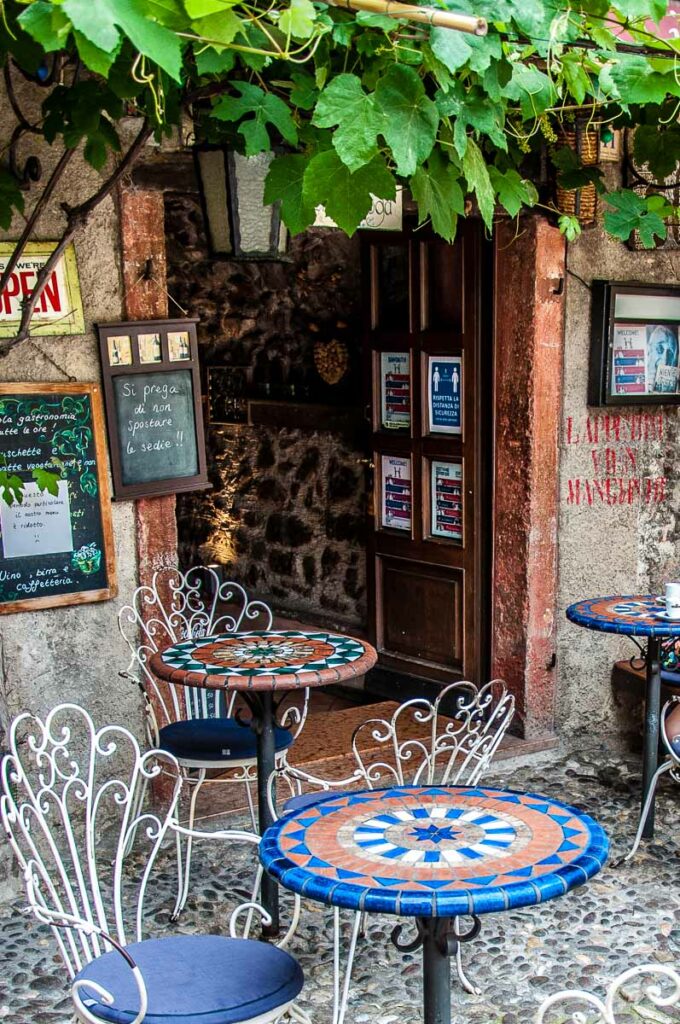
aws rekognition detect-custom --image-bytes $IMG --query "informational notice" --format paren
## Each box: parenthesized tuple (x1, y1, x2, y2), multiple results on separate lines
(380, 352, 410, 430)
(430, 460, 463, 541)
(381, 455, 411, 531)
(428, 356, 462, 435)
(612, 322, 680, 397)
(0, 481, 73, 559)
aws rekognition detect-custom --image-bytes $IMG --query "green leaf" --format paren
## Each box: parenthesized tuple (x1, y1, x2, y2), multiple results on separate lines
(609, 56, 676, 105)
(355, 10, 395, 30)
(488, 166, 537, 217)
(410, 150, 464, 241)
(313, 74, 380, 172)
(0, 471, 24, 506)
(290, 71, 317, 110)
(73, 30, 119, 75)
(430, 25, 471, 73)
(213, 83, 298, 155)
(603, 189, 669, 248)
(18, 1, 71, 51)
(185, 0, 231, 16)
(105, 0, 183, 81)
(612, 0, 668, 22)
(303, 150, 395, 235)
(32, 468, 61, 496)
(503, 63, 555, 117)
(558, 214, 582, 242)
(264, 153, 317, 235)
(194, 45, 235, 74)
(374, 65, 438, 177)
(560, 53, 591, 105)
(62, 0, 120, 50)
(191, 9, 242, 46)
(633, 123, 680, 180)
(461, 137, 495, 229)
(279, 0, 316, 39)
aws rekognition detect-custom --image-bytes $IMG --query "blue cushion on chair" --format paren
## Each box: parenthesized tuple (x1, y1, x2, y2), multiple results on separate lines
(661, 669, 680, 687)
(283, 789, 350, 813)
(159, 718, 292, 762)
(73, 934, 304, 1024)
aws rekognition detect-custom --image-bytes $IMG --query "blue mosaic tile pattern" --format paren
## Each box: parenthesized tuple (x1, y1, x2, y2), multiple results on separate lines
(260, 785, 609, 917)
(567, 595, 680, 638)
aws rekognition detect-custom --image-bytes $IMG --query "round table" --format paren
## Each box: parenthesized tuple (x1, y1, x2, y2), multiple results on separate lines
(150, 628, 377, 931)
(261, 784, 608, 1024)
(566, 594, 680, 839)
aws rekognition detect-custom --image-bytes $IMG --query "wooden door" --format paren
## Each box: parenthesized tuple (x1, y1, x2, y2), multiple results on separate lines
(363, 219, 490, 688)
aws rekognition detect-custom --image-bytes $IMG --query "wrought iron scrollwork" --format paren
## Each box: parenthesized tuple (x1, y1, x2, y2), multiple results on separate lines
(391, 916, 482, 958)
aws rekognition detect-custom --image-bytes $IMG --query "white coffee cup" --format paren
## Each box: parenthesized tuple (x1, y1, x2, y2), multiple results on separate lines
(665, 582, 680, 619)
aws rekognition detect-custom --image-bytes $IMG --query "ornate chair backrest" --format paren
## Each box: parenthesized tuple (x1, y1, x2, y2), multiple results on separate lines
(0, 704, 180, 979)
(351, 680, 515, 789)
(118, 566, 273, 734)
(536, 964, 680, 1023)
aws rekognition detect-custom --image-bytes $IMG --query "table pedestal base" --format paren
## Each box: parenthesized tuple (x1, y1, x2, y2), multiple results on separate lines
(392, 916, 481, 1024)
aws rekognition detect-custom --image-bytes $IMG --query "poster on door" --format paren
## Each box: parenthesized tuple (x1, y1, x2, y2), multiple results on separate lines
(427, 355, 462, 434)
(380, 352, 411, 430)
(430, 460, 463, 541)
(381, 455, 411, 531)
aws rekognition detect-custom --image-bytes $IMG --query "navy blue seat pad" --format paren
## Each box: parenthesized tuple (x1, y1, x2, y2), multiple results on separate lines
(284, 789, 350, 814)
(73, 934, 304, 1024)
(159, 718, 292, 761)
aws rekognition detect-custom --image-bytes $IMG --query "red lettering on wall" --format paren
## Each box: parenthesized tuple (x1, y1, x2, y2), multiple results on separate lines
(2, 272, 20, 314)
(566, 477, 668, 506)
(40, 272, 62, 313)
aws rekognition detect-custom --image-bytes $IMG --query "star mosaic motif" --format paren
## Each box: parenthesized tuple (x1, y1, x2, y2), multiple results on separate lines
(410, 824, 459, 844)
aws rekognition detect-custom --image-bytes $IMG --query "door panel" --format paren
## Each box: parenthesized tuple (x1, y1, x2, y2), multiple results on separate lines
(363, 219, 489, 687)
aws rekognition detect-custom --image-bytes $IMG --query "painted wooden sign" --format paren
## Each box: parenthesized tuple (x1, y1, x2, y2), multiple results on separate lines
(97, 318, 210, 500)
(0, 242, 85, 337)
(0, 383, 116, 614)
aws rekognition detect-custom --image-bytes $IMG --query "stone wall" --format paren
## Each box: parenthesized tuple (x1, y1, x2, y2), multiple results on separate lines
(166, 195, 368, 629)
(0, 87, 142, 895)
(556, 163, 680, 742)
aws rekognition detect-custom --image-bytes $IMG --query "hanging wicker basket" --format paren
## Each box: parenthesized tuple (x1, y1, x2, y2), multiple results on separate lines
(555, 122, 600, 225)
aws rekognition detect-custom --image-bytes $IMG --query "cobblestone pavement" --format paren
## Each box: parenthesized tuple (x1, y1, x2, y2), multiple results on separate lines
(2, 746, 679, 1024)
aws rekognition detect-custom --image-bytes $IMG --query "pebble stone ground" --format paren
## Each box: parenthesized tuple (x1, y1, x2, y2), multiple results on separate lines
(2, 746, 679, 1024)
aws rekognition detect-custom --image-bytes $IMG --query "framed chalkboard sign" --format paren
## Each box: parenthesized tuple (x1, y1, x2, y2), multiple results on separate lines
(0, 383, 116, 614)
(97, 318, 210, 500)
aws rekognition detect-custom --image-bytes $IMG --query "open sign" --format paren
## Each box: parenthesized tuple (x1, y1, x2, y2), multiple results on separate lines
(0, 242, 85, 337)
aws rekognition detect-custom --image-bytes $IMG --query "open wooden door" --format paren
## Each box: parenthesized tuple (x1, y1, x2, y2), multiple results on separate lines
(362, 219, 491, 690)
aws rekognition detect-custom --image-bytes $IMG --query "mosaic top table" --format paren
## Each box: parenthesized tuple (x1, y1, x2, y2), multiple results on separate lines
(261, 784, 608, 1024)
(150, 629, 377, 931)
(566, 595, 680, 839)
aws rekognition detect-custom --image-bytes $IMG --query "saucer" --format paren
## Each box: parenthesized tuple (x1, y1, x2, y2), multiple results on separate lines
(652, 610, 680, 622)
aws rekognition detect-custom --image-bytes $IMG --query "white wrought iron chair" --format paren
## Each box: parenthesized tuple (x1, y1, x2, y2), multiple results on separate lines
(270, 678, 515, 1024)
(537, 964, 680, 1022)
(0, 703, 309, 1024)
(624, 695, 680, 863)
(118, 565, 310, 918)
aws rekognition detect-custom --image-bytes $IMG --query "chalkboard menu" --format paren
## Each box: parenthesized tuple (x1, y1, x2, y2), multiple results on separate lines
(97, 318, 209, 500)
(0, 383, 116, 614)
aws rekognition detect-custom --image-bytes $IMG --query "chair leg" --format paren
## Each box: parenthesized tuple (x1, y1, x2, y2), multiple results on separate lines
(336, 912, 362, 1024)
(621, 760, 673, 864)
(244, 777, 257, 832)
(123, 774, 149, 856)
(331, 908, 362, 1024)
(453, 916, 480, 996)
(171, 768, 207, 921)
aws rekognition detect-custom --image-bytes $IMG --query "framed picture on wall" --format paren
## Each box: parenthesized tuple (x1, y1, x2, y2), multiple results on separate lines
(426, 354, 463, 434)
(589, 281, 680, 405)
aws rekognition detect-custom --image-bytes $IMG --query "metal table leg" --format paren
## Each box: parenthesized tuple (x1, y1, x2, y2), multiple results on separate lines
(252, 692, 279, 935)
(641, 637, 662, 840)
(392, 916, 481, 1024)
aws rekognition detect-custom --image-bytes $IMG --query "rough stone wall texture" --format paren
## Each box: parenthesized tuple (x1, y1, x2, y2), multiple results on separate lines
(557, 164, 680, 742)
(165, 195, 367, 629)
(0, 84, 142, 894)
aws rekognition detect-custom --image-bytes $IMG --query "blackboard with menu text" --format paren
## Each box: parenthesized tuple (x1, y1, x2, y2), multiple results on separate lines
(0, 383, 116, 614)
(98, 318, 209, 500)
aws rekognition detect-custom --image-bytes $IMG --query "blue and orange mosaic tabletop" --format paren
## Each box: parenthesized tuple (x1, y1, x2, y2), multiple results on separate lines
(566, 595, 680, 637)
(150, 630, 378, 692)
(260, 785, 608, 917)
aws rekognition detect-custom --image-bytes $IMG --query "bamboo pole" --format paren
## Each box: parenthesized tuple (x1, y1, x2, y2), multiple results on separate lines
(327, 0, 487, 35)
